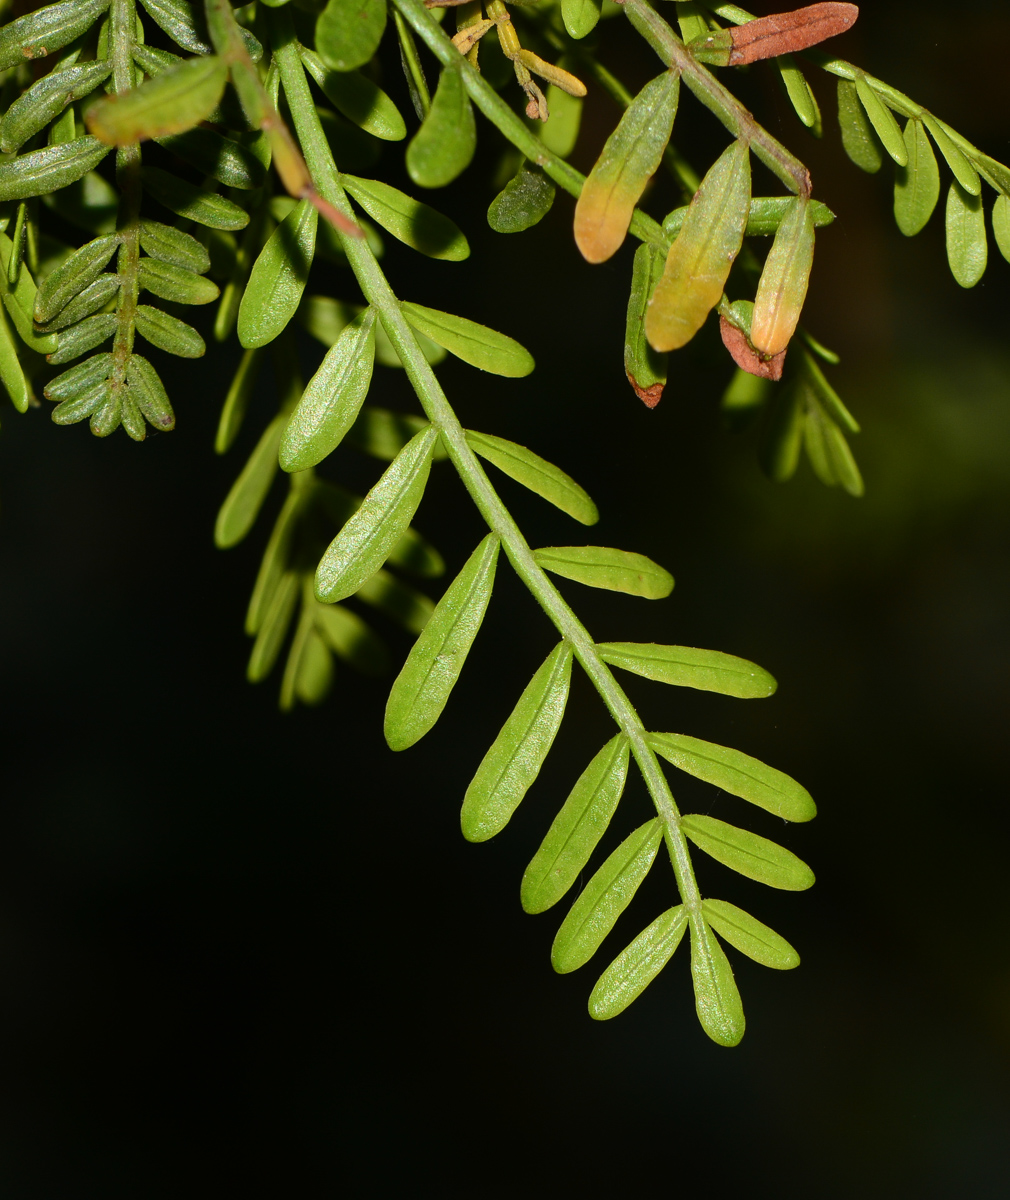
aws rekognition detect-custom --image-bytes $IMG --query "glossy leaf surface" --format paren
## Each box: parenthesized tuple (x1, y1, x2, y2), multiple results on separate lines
(461, 642, 573, 842)
(702, 899, 800, 970)
(138, 220, 210, 273)
(465, 430, 598, 525)
(681, 814, 815, 891)
(598, 643, 776, 699)
(551, 818, 663, 974)
(34, 234, 118, 324)
(384, 533, 499, 751)
(342, 175, 468, 261)
(315, 425, 438, 603)
(238, 199, 317, 348)
(521, 734, 629, 915)
(401, 302, 533, 377)
(139, 258, 219, 306)
(589, 905, 688, 1020)
(406, 68, 476, 189)
(648, 731, 815, 821)
(534, 546, 673, 599)
(574, 71, 679, 264)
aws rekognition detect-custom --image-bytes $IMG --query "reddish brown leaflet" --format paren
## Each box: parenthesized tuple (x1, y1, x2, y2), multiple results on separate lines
(729, 3, 858, 66)
(720, 316, 786, 381)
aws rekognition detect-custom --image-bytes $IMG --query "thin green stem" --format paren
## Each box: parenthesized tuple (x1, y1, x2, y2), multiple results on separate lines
(110, 0, 140, 384)
(394, 8, 432, 119)
(269, 11, 703, 917)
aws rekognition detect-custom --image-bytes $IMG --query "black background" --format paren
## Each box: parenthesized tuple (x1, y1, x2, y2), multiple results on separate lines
(1, 1, 1009, 1194)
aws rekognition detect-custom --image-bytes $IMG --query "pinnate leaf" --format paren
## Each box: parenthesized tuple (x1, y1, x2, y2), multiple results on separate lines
(406, 67, 476, 189)
(534, 546, 673, 599)
(138, 220, 210, 273)
(401, 302, 534, 377)
(574, 71, 679, 264)
(342, 175, 469, 261)
(384, 533, 500, 752)
(551, 818, 663, 974)
(465, 430, 598, 525)
(86, 56, 227, 144)
(598, 643, 776, 699)
(648, 731, 815, 821)
(347, 405, 448, 463)
(315, 425, 439, 603)
(0, 310, 29, 413)
(521, 734, 629, 915)
(680, 813, 815, 891)
(461, 642, 573, 842)
(690, 917, 745, 1046)
(702, 899, 800, 970)
(589, 905, 688, 1020)
(139, 257, 219, 305)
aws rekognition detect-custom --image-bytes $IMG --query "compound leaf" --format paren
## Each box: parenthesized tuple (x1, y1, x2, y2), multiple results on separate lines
(315, 424, 438, 603)
(34, 234, 119, 324)
(551, 818, 664, 974)
(598, 643, 776, 699)
(139, 257, 219, 305)
(521, 733, 630, 915)
(534, 546, 673, 599)
(461, 642, 573, 842)
(134, 305, 205, 357)
(648, 731, 815, 821)
(589, 905, 688, 1020)
(401, 302, 533, 377)
(0, 61, 111, 154)
(465, 430, 598, 525)
(384, 533, 500, 751)
(702, 899, 800, 970)
(680, 813, 815, 891)
(138, 220, 210, 273)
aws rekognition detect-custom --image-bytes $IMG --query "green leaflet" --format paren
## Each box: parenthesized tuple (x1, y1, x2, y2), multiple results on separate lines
(142, 0, 262, 60)
(646, 139, 750, 352)
(44, 352, 112, 402)
(140, 167, 250, 231)
(836, 79, 882, 174)
(214, 414, 286, 549)
(295, 631, 334, 706)
(34, 234, 118, 324)
(465, 430, 598, 525)
(689, 916, 745, 1047)
(125, 354, 174, 432)
(134, 305, 205, 358)
(854, 78, 906, 167)
(86, 56, 227, 144)
(155, 127, 266, 191)
(42, 171, 118, 235)
(0, 61, 111, 154)
(0, 0, 110, 72)
(314, 602, 390, 676)
(317, 0, 387, 72)
(721, 367, 770, 431)
(297, 295, 357, 346)
(341, 175, 469, 262)
(0, 308, 30, 413)
(894, 120, 939, 238)
(406, 67, 476, 189)
(461, 641, 573, 843)
(574, 71, 680, 264)
(802, 388, 864, 498)
(247, 570, 300, 682)
(279, 309, 376, 472)
(51, 379, 110, 425)
(356, 568, 434, 635)
(539, 82, 581, 157)
(702, 899, 799, 970)
(139, 257, 219, 305)
(562, 0, 602, 40)
(384, 533, 500, 751)
(35, 273, 118, 333)
(597, 643, 777, 699)
(802, 349, 859, 433)
(759, 383, 803, 482)
(401, 302, 534, 377)
(533, 546, 674, 599)
(246, 488, 309, 635)
(551, 818, 664, 974)
(945, 182, 987, 288)
(347, 405, 448, 463)
(0, 137, 110, 203)
(969, 153, 1010, 198)
(299, 47, 405, 141)
(279, 605, 313, 711)
(589, 905, 688, 1020)
(663, 196, 834, 240)
(750, 197, 815, 357)
(138, 220, 210, 274)
(521, 733, 630, 915)
(992, 195, 1010, 265)
(648, 731, 815, 821)
(375, 316, 445, 369)
(777, 55, 820, 133)
(238, 199, 317, 348)
(48, 313, 117, 365)
(624, 242, 667, 407)
(677, 2, 708, 41)
(681, 813, 815, 891)
(922, 116, 980, 197)
(314, 482, 442, 581)
(216, 347, 263, 453)
(0, 231, 58, 352)
(315, 425, 439, 603)
(487, 161, 556, 234)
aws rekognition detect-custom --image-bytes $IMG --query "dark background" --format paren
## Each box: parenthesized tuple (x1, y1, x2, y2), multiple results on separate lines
(1, 1, 1008, 1194)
